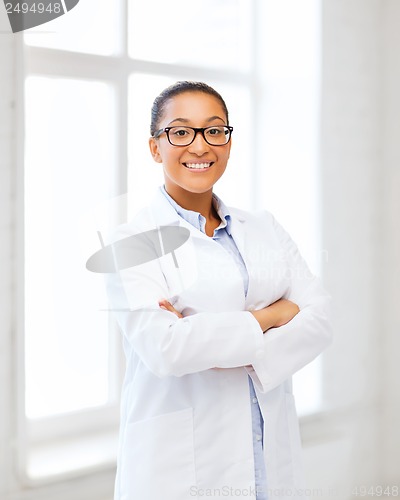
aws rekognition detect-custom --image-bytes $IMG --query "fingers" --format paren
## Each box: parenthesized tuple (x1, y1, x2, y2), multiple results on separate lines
(158, 299, 173, 311)
(158, 300, 169, 311)
(158, 299, 183, 318)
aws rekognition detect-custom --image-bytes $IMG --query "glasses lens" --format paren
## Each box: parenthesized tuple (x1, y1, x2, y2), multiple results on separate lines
(204, 126, 231, 145)
(168, 127, 195, 146)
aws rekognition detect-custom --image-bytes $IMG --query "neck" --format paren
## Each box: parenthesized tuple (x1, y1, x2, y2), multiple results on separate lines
(163, 184, 218, 221)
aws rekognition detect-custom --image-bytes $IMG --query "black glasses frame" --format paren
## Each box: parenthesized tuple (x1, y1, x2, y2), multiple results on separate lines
(153, 125, 233, 146)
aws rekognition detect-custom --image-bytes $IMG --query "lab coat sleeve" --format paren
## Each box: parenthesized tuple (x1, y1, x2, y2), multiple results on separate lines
(245, 212, 333, 394)
(104, 225, 265, 378)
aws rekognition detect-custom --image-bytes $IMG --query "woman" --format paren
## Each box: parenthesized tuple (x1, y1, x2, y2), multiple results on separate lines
(105, 81, 332, 500)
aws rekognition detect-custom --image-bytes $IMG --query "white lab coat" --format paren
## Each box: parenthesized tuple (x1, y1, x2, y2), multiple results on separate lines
(105, 186, 332, 500)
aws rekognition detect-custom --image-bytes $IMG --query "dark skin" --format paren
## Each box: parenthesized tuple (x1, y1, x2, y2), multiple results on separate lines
(149, 92, 230, 237)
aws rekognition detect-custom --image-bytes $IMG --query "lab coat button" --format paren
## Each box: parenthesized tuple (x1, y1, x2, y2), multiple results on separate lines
(252, 397, 258, 404)
(256, 349, 264, 359)
(248, 304, 255, 311)
(256, 434, 262, 441)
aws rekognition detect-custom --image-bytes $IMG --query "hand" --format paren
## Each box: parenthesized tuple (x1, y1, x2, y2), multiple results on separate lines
(268, 298, 300, 327)
(158, 299, 183, 319)
(250, 298, 300, 332)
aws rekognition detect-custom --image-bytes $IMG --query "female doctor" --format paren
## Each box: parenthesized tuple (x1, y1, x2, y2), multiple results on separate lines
(105, 81, 332, 500)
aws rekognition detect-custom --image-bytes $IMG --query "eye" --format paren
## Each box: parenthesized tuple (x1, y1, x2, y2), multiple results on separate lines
(206, 126, 224, 136)
(170, 127, 190, 137)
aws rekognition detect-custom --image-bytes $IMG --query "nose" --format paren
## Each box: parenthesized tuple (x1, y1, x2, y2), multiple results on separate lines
(187, 130, 210, 155)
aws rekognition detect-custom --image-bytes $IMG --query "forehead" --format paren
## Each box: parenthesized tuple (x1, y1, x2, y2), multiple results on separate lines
(161, 91, 226, 123)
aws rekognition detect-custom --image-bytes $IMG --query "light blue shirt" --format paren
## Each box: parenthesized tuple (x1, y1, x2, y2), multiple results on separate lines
(160, 185, 268, 500)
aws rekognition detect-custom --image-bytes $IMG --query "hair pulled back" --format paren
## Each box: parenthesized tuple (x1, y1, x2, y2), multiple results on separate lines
(150, 81, 229, 136)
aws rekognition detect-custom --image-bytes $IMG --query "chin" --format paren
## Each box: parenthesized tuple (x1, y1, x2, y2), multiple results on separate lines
(182, 185, 214, 194)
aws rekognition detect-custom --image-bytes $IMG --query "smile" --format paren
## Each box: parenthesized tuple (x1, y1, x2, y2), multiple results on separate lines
(183, 162, 213, 170)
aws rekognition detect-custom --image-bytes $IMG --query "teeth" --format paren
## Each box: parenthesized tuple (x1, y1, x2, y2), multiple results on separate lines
(185, 163, 211, 169)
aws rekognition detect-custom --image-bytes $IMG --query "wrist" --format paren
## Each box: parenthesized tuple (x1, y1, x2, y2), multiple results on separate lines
(250, 308, 276, 333)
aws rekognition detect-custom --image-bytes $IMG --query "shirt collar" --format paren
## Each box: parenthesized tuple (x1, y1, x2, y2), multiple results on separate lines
(160, 184, 232, 236)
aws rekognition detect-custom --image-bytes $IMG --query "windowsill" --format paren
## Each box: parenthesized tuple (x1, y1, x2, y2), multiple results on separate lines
(24, 429, 118, 485)
(24, 410, 337, 485)
(299, 404, 367, 446)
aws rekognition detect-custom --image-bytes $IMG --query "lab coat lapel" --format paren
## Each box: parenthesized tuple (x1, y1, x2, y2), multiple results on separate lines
(228, 212, 258, 309)
(228, 212, 247, 262)
(148, 186, 211, 243)
(147, 187, 211, 299)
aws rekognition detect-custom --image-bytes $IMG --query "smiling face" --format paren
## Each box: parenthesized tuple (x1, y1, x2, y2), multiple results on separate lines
(149, 91, 231, 203)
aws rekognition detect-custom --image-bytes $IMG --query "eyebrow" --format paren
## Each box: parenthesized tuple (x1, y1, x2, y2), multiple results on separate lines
(167, 116, 226, 126)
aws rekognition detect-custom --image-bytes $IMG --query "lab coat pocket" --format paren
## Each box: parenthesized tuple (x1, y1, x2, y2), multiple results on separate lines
(120, 407, 196, 500)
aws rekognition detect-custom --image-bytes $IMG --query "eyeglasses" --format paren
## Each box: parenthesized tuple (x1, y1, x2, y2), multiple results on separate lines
(153, 125, 233, 147)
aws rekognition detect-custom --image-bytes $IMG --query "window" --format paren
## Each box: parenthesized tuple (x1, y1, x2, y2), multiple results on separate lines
(19, 0, 323, 488)
(21, 0, 125, 483)
(24, 76, 116, 420)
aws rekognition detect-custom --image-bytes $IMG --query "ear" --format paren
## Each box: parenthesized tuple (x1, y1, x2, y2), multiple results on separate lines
(149, 137, 163, 164)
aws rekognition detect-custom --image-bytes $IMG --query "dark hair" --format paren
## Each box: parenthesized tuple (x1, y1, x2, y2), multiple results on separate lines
(150, 81, 229, 136)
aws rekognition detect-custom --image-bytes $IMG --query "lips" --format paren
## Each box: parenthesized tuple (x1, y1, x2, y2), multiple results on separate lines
(183, 162, 213, 170)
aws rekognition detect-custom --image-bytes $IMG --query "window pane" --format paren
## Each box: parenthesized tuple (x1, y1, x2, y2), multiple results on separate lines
(257, 0, 322, 415)
(293, 359, 322, 416)
(127, 74, 173, 214)
(23, 0, 120, 56)
(24, 77, 116, 418)
(128, 0, 251, 71)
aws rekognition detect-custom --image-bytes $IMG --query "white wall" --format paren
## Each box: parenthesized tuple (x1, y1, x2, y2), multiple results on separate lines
(0, 20, 16, 499)
(382, 0, 400, 487)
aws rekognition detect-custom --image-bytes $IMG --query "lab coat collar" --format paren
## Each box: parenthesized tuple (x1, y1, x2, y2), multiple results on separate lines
(149, 185, 246, 233)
